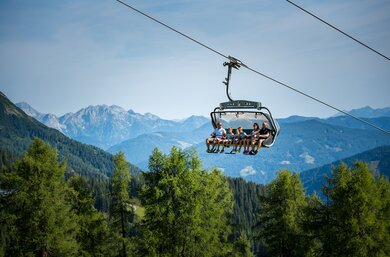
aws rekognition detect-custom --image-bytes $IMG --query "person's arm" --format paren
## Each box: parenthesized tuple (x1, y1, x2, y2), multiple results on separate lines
(222, 129, 227, 139)
(259, 129, 270, 138)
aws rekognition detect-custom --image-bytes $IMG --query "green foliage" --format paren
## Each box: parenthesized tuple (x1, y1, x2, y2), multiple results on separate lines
(257, 170, 309, 257)
(110, 151, 133, 257)
(137, 147, 234, 257)
(67, 175, 112, 257)
(231, 233, 255, 257)
(321, 162, 390, 257)
(255, 163, 390, 257)
(0, 138, 79, 256)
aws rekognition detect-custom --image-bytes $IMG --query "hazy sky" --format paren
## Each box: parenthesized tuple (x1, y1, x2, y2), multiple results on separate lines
(1, 0, 389, 120)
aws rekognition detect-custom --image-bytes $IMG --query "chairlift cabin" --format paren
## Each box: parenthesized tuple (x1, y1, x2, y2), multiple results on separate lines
(207, 57, 280, 151)
(210, 100, 280, 147)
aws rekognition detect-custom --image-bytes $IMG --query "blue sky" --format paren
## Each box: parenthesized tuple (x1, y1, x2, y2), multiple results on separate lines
(1, 0, 389, 120)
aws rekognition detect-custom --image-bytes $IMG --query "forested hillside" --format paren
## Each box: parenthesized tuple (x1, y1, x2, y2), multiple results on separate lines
(0, 91, 143, 178)
(301, 145, 390, 195)
(0, 91, 146, 211)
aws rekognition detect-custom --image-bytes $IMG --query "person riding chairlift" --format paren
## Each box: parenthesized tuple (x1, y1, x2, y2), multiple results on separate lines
(206, 122, 226, 153)
(249, 121, 270, 155)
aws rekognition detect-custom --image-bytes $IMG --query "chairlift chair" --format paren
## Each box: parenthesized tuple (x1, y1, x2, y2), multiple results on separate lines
(207, 57, 280, 152)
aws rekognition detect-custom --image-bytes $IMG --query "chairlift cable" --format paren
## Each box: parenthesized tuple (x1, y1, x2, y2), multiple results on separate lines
(243, 65, 390, 135)
(114, 0, 390, 136)
(285, 0, 389, 61)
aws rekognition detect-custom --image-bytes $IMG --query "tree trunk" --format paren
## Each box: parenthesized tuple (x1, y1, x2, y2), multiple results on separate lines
(121, 204, 127, 257)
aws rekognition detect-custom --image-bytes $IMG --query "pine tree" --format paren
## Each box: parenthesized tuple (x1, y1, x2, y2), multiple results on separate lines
(67, 175, 111, 257)
(110, 151, 133, 257)
(377, 175, 390, 255)
(137, 147, 234, 257)
(0, 138, 79, 256)
(230, 233, 255, 257)
(324, 162, 389, 257)
(302, 193, 328, 257)
(257, 169, 308, 257)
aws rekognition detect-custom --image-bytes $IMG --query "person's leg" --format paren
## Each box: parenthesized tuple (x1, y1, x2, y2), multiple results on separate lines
(220, 140, 227, 153)
(251, 140, 257, 151)
(256, 140, 263, 153)
(243, 139, 249, 154)
(206, 138, 211, 151)
(249, 140, 256, 154)
(254, 139, 263, 153)
(237, 140, 243, 152)
(215, 138, 221, 152)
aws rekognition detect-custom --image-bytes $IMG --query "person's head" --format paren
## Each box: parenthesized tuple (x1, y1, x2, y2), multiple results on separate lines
(237, 126, 243, 133)
(228, 127, 233, 133)
(217, 122, 223, 128)
(262, 121, 268, 128)
(253, 123, 259, 130)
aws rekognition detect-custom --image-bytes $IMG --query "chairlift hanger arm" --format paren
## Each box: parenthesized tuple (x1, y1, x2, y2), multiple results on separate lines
(222, 56, 244, 102)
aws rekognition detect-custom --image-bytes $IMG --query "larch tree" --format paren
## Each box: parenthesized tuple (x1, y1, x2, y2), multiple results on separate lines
(257, 169, 309, 257)
(324, 162, 390, 257)
(137, 147, 234, 257)
(110, 151, 133, 257)
(0, 138, 79, 256)
(67, 175, 111, 257)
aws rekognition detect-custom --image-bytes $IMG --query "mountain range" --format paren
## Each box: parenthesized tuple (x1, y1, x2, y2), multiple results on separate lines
(16, 102, 208, 150)
(0, 92, 140, 179)
(16, 101, 390, 184)
(333, 106, 390, 118)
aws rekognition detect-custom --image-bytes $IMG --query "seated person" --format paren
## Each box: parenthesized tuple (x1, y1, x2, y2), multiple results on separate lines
(243, 122, 260, 155)
(206, 122, 226, 153)
(220, 127, 234, 153)
(250, 121, 270, 155)
(231, 126, 246, 153)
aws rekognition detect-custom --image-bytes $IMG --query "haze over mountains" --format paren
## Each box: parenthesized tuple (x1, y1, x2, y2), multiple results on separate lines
(0, 93, 118, 179)
(16, 101, 390, 184)
(16, 102, 208, 149)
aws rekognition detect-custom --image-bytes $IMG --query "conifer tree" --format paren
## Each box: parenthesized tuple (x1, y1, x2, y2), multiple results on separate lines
(230, 233, 255, 257)
(302, 193, 328, 257)
(67, 175, 111, 257)
(110, 151, 133, 257)
(0, 138, 79, 256)
(377, 175, 390, 255)
(257, 169, 308, 257)
(324, 162, 390, 257)
(137, 147, 234, 257)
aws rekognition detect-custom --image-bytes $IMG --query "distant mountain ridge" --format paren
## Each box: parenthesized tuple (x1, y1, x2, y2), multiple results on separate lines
(1, 92, 140, 178)
(333, 106, 390, 118)
(16, 102, 208, 149)
(300, 145, 390, 196)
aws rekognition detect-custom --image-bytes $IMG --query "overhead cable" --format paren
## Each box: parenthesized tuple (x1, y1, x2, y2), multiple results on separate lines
(285, 0, 389, 61)
(114, 0, 389, 135)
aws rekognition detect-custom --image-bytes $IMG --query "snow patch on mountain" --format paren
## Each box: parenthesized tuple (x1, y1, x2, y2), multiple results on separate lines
(177, 141, 192, 149)
(325, 145, 342, 152)
(299, 152, 315, 164)
(240, 166, 257, 177)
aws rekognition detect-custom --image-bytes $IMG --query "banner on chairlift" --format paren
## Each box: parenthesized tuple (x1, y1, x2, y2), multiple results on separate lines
(219, 100, 261, 110)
